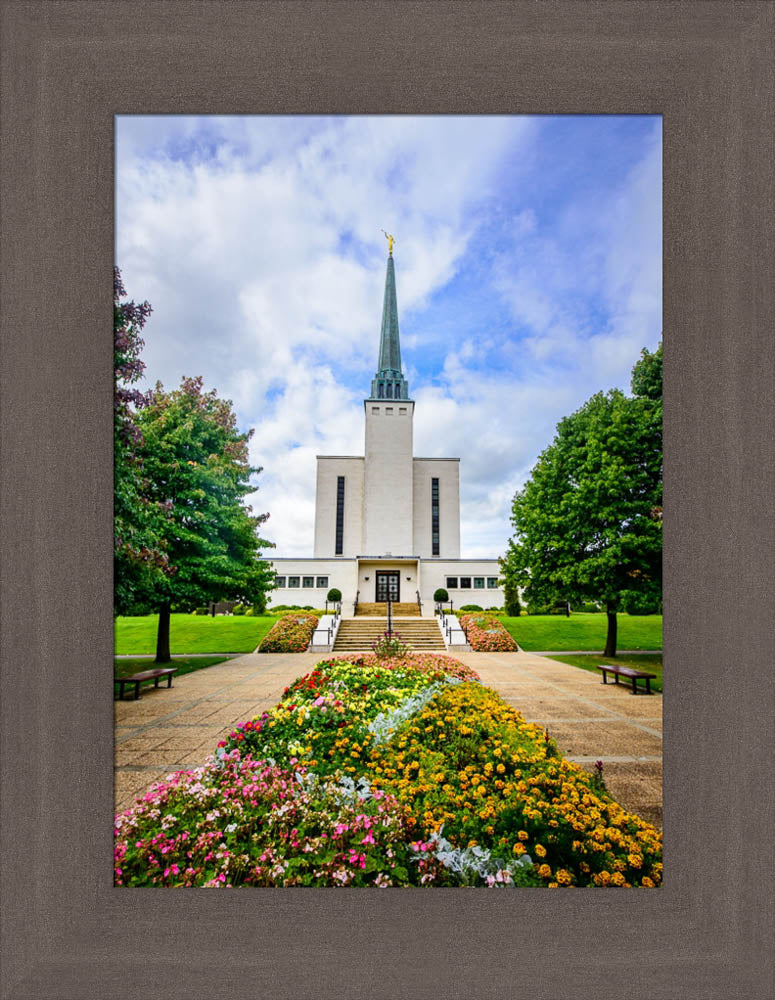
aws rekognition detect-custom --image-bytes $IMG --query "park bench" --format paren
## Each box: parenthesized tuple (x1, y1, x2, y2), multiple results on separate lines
(114, 667, 177, 701)
(597, 663, 656, 695)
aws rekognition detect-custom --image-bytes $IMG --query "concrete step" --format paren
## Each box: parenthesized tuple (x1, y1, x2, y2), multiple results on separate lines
(355, 602, 421, 617)
(333, 618, 445, 652)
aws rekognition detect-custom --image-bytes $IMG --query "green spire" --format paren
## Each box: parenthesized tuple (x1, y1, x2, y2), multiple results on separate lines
(370, 252, 410, 400)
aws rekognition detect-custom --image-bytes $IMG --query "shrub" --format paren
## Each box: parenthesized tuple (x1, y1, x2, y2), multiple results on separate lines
(459, 613, 518, 652)
(257, 614, 319, 653)
(460, 604, 483, 612)
(486, 607, 503, 613)
(252, 593, 267, 615)
(372, 632, 410, 660)
(503, 579, 522, 617)
(327, 588, 342, 602)
(193, 607, 209, 615)
(433, 588, 449, 603)
(526, 602, 566, 615)
(231, 604, 246, 616)
(244, 608, 254, 616)
(621, 591, 661, 615)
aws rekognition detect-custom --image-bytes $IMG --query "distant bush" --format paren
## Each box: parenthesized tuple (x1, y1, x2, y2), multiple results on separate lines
(232, 604, 246, 616)
(327, 588, 342, 602)
(459, 613, 518, 652)
(503, 579, 522, 617)
(621, 591, 662, 616)
(433, 588, 449, 603)
(576, 602, 602, 614)
(244, 608, 254, 616)
(193, 608, 209, 616)
(526, 603, 567, 616)
(460, 604, 483, 612)
(486, 606, 504, 613)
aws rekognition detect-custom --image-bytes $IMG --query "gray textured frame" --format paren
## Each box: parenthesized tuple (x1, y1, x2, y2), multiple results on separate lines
(1, 1, 773, 998)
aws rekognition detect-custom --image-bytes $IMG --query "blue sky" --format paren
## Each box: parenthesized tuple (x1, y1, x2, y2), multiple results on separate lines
(116, 115, 662, 557)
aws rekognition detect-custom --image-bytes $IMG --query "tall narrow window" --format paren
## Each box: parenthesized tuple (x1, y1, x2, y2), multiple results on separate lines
(431, 477, 440, 556)
(386, 382, 393, 398)
(335, 476, 345, 555)
(378, 383, 384, 398)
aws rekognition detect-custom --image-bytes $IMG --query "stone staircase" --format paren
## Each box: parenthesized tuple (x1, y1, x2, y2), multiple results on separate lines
(355, 601, 421, 617)
(332, 617, 446, 652)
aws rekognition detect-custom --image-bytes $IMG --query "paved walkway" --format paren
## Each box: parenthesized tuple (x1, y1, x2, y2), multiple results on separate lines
(114, 650, 662, 828)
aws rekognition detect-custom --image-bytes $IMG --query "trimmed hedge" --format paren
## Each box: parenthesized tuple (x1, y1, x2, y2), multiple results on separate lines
(459, 613, 519, 652)
(257, 613, 319, 652)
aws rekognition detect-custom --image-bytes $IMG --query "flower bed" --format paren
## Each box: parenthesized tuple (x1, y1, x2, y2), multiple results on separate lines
(459, 612, 518, 652)
(116, 653, 661, 888)
(114, 757, 451, 887)
(257, 613, 318, 652)
(364, 683, 661, 888)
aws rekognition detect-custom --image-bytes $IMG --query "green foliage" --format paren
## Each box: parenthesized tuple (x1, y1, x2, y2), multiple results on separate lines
(501, 573, 521, 617)
(113, 269, 170, 615)
(621, 590, 662, 615)
(372, 632, 410, 659)
(459, 604, 483, 612)
(231, 604, 246, 616)
(327, 588, 342, 602)
(135, 377, 275, 616)
(433, 588, 449, 603)
(193, 607, 209, 615)
(501, 346, 662, 655)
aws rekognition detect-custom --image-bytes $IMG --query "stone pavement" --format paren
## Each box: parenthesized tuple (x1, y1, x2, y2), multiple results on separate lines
(114, 649, 662, 828)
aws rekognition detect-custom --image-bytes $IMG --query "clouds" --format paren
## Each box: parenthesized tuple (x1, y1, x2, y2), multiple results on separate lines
(116, 115, 661, 558)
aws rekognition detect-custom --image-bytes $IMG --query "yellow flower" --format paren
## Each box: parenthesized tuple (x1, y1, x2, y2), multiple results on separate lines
(534, 844, 546, 858)
(555, 869, 572, 885)
(593, 871, 611, 886)
(538, 864, 552, 879)
(627, 853, 643, 869)
(512, 843, 526, 856)
(610, 872, 626, 886)
(641, 876, 655, 888)
(517, 830, 529, 841)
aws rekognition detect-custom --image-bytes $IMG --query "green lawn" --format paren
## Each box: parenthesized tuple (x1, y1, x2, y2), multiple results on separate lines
(114, 655, 231, 682)
(544, 653, 663, 693)
(499, 613, 662, 652)
(114, 614, 276, 655)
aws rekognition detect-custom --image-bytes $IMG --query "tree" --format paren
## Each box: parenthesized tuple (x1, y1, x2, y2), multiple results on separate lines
(113, 268, 170, 615)
(136, 377, 275, 662)
(500, 572, 522, 617)
(502, 344, 662, 656)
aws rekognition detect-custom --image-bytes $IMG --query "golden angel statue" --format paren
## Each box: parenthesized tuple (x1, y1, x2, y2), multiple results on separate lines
(381, 229, 395, 255)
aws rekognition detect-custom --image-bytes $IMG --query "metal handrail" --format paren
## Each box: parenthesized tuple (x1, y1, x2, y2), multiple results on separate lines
(386, 598, 393, 636)
(353, 590, 359, 616)
(416, 590, 422, 614)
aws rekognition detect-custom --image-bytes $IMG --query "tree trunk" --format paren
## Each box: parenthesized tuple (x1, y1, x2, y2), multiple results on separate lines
(155, 602, 172, 663)
(604, 604, 618, 657)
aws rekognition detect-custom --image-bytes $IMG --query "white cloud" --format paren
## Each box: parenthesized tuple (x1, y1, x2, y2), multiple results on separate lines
(116, 116, 660, 560)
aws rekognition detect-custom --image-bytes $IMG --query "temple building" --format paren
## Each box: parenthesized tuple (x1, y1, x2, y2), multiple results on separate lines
(269, 243, 504, 616)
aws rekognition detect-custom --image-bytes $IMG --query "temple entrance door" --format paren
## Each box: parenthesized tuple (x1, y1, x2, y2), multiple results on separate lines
(375, 571, 400, 603)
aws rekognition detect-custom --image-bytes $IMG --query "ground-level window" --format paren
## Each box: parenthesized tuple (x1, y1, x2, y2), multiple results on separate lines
(487, 577, 499, 588)
(474, 577, 484, 589)
(316, 576, 328, 588)
(446, 577, 458, 589)
(303, 576, 314, 588)
(275, 576, 286, 588)
(288, 576, 300, 588)
(459, 576, 471, 589)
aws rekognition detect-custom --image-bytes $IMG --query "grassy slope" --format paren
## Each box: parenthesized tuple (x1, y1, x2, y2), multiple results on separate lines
(545, 653, 663, 692)
(500, 613, 662, 651)
(114, 655, 231, 681)
(115, 615, 276, 655)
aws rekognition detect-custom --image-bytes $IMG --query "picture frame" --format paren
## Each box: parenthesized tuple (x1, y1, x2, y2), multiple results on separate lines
(1, 2, 772, 997)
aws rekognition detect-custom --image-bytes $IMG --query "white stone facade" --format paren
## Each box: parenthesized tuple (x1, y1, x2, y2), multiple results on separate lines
(267, 251, 504, 615)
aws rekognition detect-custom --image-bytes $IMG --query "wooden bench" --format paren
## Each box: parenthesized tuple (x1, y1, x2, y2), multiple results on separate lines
(114, 667, 177, 701)
(597, 663, 656, 695)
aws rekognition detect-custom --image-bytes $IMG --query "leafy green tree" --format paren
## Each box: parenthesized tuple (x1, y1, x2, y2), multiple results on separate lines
(502, 345, 662, 656)
(136, 376, 275, 662)
(113, 268, 170, 615)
